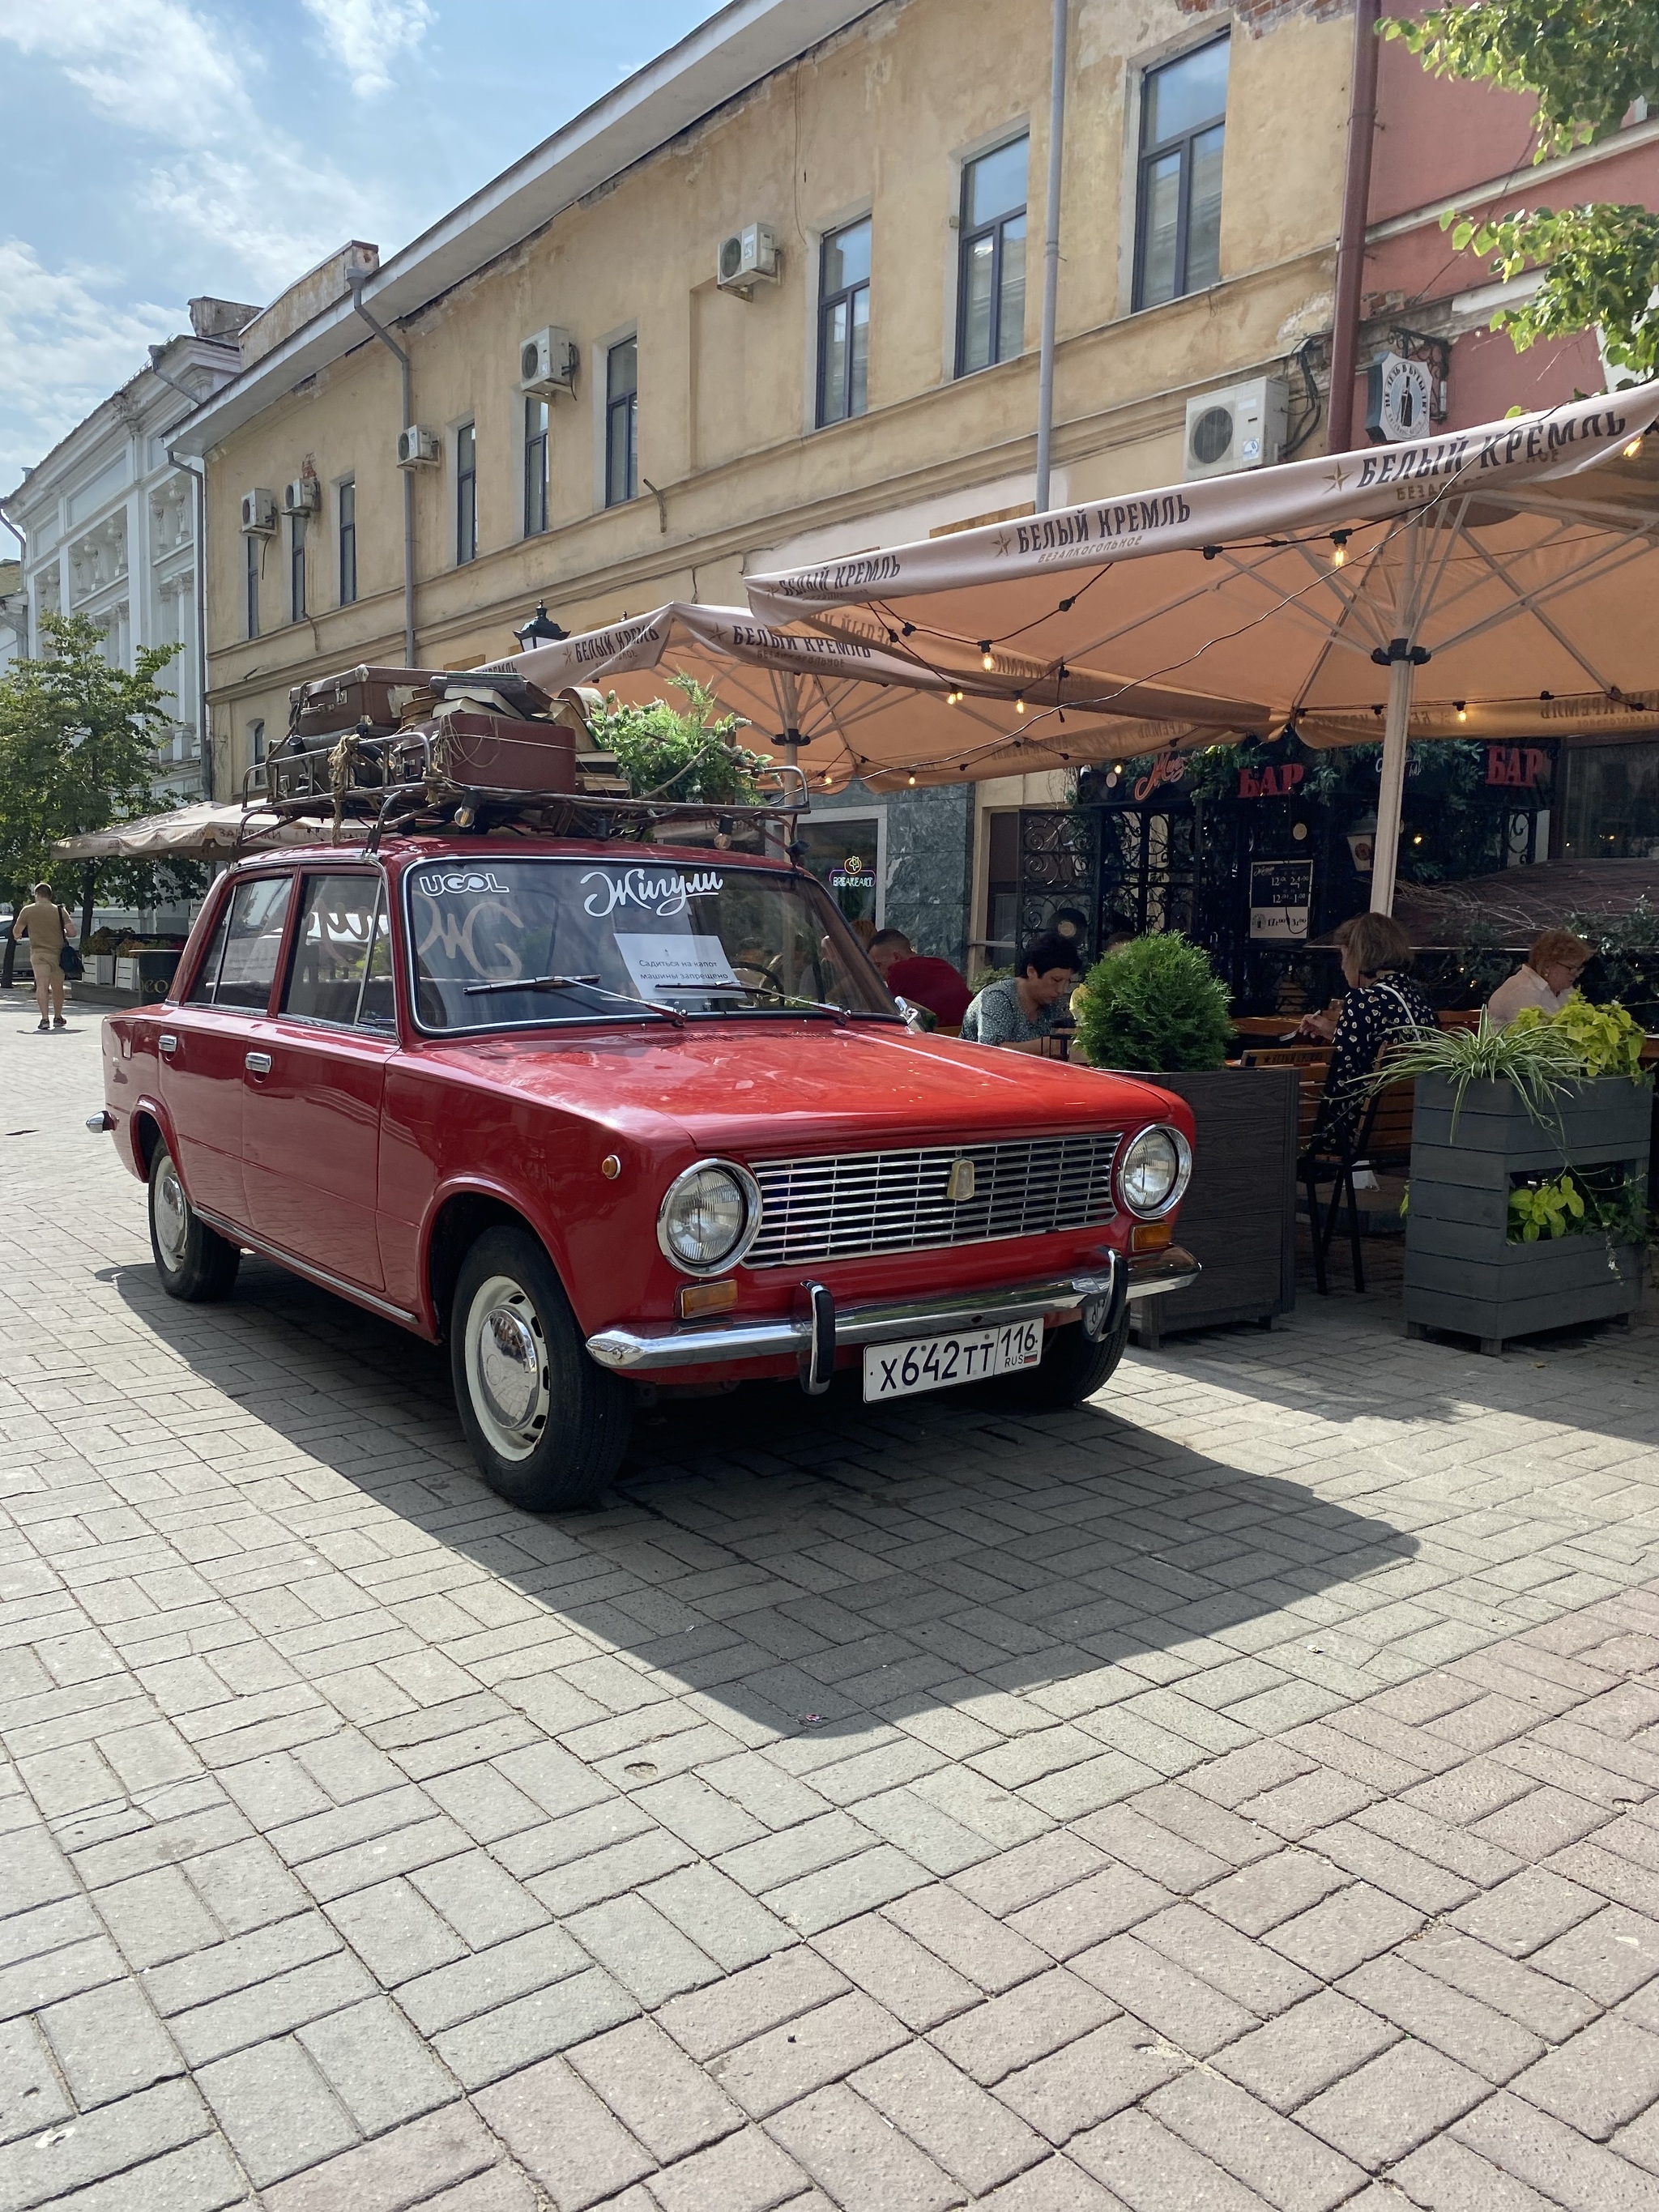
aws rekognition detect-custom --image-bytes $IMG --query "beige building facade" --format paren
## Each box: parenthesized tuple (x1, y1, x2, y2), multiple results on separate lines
(179, 0, 1355, 817)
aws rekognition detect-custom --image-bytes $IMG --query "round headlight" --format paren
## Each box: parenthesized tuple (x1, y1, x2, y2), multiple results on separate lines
(657, 1160, 759, 1273)
(1119, 1124, 1192, 1217)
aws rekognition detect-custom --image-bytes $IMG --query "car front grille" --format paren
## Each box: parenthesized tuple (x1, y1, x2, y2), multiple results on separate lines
(744, 1132, 1120, 1268)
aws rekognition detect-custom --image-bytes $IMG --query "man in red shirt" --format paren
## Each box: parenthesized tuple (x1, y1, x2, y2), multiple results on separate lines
(868, 930, 972, 1026)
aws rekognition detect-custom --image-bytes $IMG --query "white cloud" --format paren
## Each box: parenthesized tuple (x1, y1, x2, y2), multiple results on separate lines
(0, 240, 180, 486)
(143, 144, 387, 295)
(301, 0, 433, 96)
(0, 0, 248, 144)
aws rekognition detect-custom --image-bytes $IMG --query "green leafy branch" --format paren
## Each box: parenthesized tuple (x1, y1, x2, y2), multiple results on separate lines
(1446, 202, 1659, 382)
(1384, 3, 1659, 161)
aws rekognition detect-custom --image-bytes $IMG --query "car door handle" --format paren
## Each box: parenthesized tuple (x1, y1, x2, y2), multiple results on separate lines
(158, 1034, 178, 1056)
(245, 1051, 272, 1077)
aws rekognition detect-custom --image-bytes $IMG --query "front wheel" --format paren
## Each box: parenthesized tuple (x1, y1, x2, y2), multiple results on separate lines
(450, 1227, 633, 1511)
(998, 1305, 1131, 1409)
(148, 1142, 241, 1302)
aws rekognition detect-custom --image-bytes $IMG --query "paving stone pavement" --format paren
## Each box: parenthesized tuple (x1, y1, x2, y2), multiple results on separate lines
(3, 1008, 1659, 2210)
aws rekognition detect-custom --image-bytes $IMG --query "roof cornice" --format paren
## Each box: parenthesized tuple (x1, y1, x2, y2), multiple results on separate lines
(172, 0, 885, 457)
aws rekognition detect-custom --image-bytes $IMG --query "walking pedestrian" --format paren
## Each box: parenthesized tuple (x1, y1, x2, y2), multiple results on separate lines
(11, 881, 75, 1031)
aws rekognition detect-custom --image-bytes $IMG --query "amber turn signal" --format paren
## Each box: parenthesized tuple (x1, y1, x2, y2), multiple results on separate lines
(676, 1279, 738, 1320)
(1130, 1220, 1175, 1252)
(600, 1154, 621, 1179)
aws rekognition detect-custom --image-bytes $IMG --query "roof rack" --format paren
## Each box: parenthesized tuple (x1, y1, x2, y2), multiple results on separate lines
(237, 728, 808, 856)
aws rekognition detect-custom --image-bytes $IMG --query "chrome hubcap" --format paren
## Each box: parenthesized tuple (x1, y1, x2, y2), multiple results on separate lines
(464, 1274, 550, 1461)
(154, 1156, 190, 1268)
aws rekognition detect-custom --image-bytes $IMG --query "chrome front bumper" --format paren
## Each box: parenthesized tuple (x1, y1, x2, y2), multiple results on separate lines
(585, 1246, 1199, 1379)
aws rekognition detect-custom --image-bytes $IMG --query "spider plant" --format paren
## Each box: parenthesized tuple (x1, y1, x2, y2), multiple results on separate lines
(1366, 1013, 1589, 1136)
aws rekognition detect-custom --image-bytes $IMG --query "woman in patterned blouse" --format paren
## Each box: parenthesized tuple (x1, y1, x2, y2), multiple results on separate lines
(960, 931, 1085, 1058)
(1298, 913, 1435, 1149)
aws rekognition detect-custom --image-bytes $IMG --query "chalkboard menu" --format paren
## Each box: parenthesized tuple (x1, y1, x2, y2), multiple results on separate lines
(1249, 859, 1313, 940)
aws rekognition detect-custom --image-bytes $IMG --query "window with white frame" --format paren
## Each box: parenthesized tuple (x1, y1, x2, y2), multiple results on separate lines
(524, 398, 548, 536)
(338, 479, 356, 605)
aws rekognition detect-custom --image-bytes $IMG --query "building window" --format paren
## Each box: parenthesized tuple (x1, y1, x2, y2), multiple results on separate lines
(524, 398, 548, 536)
(339, 479, 356, 605)
(605, 337, 638, 507)
(249, 718, 266, 768)
(1134, 36, 1229, 311)
(817, 218, 872, 428)
(957, 138, 1028, 377)
(290, 514, 307, 624)
(455, 422, 477, 564)
(245, 532, 259, 640)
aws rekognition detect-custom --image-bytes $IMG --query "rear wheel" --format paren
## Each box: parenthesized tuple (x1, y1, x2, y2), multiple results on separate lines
(148, 1142, 241, 1302)
(998, 1304, 1131, 1409)
(450, 1227, 632, 1511)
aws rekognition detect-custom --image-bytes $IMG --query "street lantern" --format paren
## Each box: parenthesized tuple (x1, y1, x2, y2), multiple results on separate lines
(514, 602, 568, 650)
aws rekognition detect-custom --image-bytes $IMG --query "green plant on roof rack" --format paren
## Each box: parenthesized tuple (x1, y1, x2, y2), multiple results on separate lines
(586, 675, 773, 806)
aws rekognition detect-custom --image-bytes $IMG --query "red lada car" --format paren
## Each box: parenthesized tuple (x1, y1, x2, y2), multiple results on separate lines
(92, 837, 1197, 1509)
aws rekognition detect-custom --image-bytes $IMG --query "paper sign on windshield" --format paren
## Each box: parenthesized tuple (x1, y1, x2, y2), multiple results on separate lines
(615, 933, 741, 997)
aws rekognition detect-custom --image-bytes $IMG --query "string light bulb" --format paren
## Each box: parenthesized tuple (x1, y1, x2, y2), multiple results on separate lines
(1624, 436, 1644, 459)
(946, 688, 964, 705)
(979, 641, 994, 669)
(1454, 701, 1467, 722)
(907, 774, 917, 785)
(1331, 530, 1351, 569)
(1015, 697, 1026, 714)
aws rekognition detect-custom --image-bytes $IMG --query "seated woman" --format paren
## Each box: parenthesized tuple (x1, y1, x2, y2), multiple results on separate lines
(1297, 912, 1433, 1149)
(1485, 928, 1591, 1025)
(960, 931, 1083, 1059)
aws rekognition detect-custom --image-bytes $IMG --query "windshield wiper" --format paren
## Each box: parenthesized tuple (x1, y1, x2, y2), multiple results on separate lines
(702, 983, 850, 1025)
(463, 974, 686, 1026)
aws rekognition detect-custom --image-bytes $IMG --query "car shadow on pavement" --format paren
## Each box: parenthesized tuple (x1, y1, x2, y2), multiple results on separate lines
(110, 1255, 1420, 1747)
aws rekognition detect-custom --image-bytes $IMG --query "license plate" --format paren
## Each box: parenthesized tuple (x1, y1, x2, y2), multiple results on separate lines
(862, 1319, 1043, 1402)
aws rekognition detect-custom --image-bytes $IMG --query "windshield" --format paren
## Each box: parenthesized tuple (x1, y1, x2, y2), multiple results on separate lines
(405, 856, 901, 1033)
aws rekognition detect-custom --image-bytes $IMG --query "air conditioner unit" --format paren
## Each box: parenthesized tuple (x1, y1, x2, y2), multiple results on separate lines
(1183, 377, 1290, 480)
(284, 478, 321, 515)
(716, 222, 782, 295)
(520, 326, 578, 399)
(240, 488, 277, 535)
(397, 425, 441, 469)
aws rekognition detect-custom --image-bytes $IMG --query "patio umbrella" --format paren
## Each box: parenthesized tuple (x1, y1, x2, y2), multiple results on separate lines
(53, 801, 317, 862)
(472, 600, 1269, 791)
(746, 386, 1659, 912)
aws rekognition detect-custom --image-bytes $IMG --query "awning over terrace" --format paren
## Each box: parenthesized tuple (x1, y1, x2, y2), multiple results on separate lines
(474, 599, 1265, 788)
(745, 386, 1659, 912)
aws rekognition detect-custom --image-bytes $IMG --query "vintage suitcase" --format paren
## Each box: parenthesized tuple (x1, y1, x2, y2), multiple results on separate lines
(427, 708, 578, 794)
(290, 666, 450, 739)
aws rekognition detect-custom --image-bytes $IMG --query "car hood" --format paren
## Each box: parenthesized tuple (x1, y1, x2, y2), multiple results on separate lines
(414, 1023, 1186, 1155)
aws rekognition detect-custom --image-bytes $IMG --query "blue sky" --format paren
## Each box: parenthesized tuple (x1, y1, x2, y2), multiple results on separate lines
(0, 1, 719, 488)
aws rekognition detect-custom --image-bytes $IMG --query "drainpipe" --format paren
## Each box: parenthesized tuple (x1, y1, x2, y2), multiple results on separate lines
(348, 273, 417, 667)
(1034, 0, 1070, 513)
(151, 352, 215, 801)
(1328, 0, 1381, 453)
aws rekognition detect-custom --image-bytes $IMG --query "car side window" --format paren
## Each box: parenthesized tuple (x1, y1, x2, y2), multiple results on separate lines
(214, 876, 294, 1012)
(284, 875, 392, 1030)
(183, 898, 232, 1005)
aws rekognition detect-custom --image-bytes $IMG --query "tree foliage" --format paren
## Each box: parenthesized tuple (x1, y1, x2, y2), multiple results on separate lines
(1388, 2, 1659, 158)
(1384, 2, 1659, 381)
(0, 612, 185, 906)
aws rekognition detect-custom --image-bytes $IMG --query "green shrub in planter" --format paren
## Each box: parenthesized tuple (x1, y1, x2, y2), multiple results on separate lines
(1073, 933, 1233, 1073)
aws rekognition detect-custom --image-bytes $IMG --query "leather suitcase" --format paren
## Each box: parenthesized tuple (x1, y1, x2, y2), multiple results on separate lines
(290, 666, 449, 739)
(429, 709, 578, 794)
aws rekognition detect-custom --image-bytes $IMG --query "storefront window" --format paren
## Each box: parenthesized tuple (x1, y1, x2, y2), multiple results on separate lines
(1560, 744, 1659, 859)
(795, 815, 882, 929)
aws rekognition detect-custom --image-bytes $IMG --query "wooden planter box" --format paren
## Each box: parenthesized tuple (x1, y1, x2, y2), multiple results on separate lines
(1128, 1064, 1300, 1347)
(1405, 1073, 1652, 1353)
